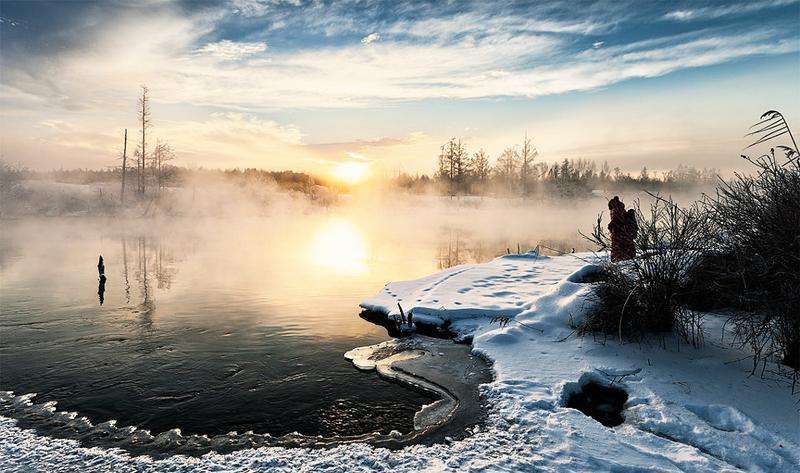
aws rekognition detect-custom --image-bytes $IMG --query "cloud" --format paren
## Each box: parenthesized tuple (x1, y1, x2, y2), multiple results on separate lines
(5, 1, 796, 112)
(360, 33, 380, 45)
(169, 112, 303, 145)
(307, 133, 428, 160)
(159, 112, 308, 168)
(2, 0, 798, 172)
(196, 40, 267, 60)
(1, 0, 796, 121)
(230, 0, 270, 17)
(229, 0, 302, 17)
(663, 0, 797, 21)
(663, 10, 695, 21)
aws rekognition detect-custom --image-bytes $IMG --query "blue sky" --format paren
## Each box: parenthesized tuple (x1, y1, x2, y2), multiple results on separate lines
(1, 0, 798, 177)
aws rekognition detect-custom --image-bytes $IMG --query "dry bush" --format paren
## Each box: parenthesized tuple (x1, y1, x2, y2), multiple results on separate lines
(705, 147, 800, 370)
(582, 195, 713, 345)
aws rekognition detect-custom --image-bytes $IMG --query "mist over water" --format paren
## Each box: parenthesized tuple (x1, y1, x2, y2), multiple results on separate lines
(0, 189, 704, 450)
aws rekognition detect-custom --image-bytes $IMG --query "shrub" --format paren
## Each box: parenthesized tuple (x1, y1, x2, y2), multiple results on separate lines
(706, 146, 800, 370)
(582, 195, 713, 345)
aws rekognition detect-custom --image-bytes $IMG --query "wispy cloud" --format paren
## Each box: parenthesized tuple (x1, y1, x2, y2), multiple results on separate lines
(663, 0, 798, 21)
(229, 0, 302, 17)
(197, 40, 268, 60)
(1, 0, 797, 171)
(360, 33, 380, 45)
(4, 1, 794, 112)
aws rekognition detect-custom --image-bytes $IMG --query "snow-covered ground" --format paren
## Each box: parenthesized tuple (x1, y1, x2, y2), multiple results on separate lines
(2, 253, 798, 472)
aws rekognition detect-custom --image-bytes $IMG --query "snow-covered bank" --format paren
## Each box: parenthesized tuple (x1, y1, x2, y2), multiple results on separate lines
(2, 254, 798, 471)
(362, 253, 800, 471)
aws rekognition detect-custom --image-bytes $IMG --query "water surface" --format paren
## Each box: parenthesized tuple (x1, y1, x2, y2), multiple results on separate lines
(1, 212, 560, 441)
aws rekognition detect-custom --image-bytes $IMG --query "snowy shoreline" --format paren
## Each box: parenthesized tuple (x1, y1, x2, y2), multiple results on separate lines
(361, 253, 800, 471)
(3, 253, 799, 471)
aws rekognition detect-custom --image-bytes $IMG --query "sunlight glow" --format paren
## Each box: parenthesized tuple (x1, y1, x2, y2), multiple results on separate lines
(309, 219, 369, 274)
(331, 161, 369, 184)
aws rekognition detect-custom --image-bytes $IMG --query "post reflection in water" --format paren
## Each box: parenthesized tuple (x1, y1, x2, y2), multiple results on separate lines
(115, 235, 181, 333)
(122, 238, 131, 304)
(97, 276, 106, 305)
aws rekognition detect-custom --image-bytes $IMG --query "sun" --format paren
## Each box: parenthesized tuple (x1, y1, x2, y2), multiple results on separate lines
(309, 219, 368, 274)
(331, 161, 369, 184)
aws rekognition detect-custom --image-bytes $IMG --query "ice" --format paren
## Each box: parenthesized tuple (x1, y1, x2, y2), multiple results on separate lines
(3, 253, 798, 472)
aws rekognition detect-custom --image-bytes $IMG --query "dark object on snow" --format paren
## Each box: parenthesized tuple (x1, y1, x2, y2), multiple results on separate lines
(607, 197, 636, 262)
(564, 381, 628, 427)
(97, 255, 106, 305)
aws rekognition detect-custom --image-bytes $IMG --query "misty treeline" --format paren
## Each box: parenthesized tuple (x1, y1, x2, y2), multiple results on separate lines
(393, 136, 718, 197)
(0, 160, 334, 217)
(12, 166, 325, 194)
(583, 110, 799, 380)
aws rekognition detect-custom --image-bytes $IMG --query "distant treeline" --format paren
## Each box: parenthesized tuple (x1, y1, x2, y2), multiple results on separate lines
(393, 137, 719, 197)
(0, 160, 338, 217)
(17, 166, 328, 194)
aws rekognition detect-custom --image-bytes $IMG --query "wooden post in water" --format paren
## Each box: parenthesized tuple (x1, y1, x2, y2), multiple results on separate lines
(97, 255, 107, 306)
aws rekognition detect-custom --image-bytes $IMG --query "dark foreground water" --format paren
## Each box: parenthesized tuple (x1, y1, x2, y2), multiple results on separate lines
(1, 212, 575, 444)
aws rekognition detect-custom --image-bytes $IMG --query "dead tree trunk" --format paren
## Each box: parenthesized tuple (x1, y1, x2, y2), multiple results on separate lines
(137, 86, 151, 195)
(120, 129, 128, 205)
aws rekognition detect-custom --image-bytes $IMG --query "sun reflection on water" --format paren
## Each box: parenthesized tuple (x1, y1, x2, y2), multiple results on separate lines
(309, 218, 369, 274)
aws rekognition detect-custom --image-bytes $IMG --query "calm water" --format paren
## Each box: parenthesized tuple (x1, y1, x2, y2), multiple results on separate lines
(0, 212, 561, 440)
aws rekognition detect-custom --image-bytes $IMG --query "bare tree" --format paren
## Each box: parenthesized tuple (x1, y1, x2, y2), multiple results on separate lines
(151, 140, 175, 193)
(137, 86, 151, 195)
(120, 128, 128, 204)
(494, 147, 518, 193)
(470, 149, 491, 191)
(518, 133, 538, 196)
(436, 138, 468, 195)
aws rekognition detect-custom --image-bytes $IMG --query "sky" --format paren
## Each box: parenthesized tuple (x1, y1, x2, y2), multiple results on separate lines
(1, 0, 798, 180)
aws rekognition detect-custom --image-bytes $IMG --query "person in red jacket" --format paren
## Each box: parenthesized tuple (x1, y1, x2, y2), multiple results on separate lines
(608, 197, 636, 262)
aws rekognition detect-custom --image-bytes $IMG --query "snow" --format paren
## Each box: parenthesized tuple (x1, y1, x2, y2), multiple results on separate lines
(3, 253, 799, 472)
